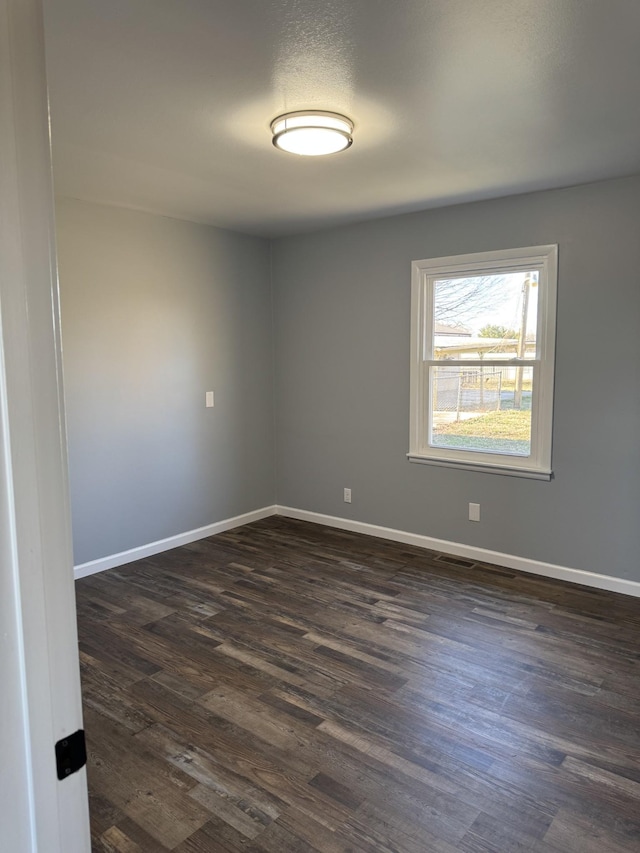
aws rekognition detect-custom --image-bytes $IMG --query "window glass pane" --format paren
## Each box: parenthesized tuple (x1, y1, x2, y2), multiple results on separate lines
(430, 364, 533, 456)
(433, 271, 538, 360)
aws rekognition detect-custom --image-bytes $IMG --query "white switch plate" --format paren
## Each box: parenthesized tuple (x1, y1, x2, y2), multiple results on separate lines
(344, 488, 352, 503)
(205, 391, 214, 408)
(469, 502, 480, 522)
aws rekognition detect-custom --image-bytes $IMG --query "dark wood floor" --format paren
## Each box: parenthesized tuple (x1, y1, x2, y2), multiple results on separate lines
(75, 516, 640, 853)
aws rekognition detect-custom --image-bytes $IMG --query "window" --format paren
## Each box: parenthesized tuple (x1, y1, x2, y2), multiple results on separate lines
(409, 245, 557, 479)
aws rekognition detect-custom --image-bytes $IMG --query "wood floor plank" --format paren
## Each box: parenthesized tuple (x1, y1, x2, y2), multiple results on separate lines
(543, 809, 640, 853)
(76, 516, 640, 852)
(84, 707, 210, 848)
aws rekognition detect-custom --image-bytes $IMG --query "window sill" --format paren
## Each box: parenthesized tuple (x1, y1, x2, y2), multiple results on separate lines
(407, 453, 552, 480)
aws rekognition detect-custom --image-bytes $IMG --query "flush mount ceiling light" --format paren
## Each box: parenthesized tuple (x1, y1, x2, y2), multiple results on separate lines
(270, 111, 353, 156)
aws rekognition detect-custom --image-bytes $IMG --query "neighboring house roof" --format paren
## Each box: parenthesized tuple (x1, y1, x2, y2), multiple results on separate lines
(434, 336, 536, 357)
(434, 322, 472, 336)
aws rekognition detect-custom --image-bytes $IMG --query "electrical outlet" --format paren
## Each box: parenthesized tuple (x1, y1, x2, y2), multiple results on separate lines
(469, 502, 480, 522)
(344, 488, 352, 503)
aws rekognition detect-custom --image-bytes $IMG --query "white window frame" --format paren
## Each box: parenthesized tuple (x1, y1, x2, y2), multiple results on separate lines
(409, 245, 557, 480)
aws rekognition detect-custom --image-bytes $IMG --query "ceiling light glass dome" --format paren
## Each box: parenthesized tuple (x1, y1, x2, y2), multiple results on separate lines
(271, 111, 353, 156)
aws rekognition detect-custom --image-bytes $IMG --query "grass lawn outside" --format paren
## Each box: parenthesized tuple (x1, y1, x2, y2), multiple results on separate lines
(432, 409, 531, 455)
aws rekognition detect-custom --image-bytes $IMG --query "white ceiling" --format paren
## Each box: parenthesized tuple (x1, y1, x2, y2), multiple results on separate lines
(43, 0, 640, 237)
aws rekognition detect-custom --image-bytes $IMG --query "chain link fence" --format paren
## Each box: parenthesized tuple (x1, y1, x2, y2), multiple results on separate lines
(432, 366, 503, 421)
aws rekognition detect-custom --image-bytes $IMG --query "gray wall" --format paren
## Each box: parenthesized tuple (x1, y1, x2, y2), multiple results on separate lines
(272, 176, 640, 582)
(56, 199, 274, 565)
(57, 177, 640, 583)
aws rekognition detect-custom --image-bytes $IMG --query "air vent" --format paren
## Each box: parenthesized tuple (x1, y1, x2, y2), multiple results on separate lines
(435, 554, 476, 568)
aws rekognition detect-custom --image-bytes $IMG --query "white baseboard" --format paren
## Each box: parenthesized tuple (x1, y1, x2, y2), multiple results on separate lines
(74, 505, 278, 579)
(276, 506, 640, 599)
(74, 501, 640, 599)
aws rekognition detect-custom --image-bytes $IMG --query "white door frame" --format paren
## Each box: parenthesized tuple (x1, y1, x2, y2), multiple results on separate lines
(0, 0, 90, 850)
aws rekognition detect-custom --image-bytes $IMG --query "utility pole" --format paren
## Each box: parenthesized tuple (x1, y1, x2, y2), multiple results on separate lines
(514, 276, 531, 409)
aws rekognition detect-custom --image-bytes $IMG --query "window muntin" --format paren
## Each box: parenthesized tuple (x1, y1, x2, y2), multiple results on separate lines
(409, 246, 557, 478)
